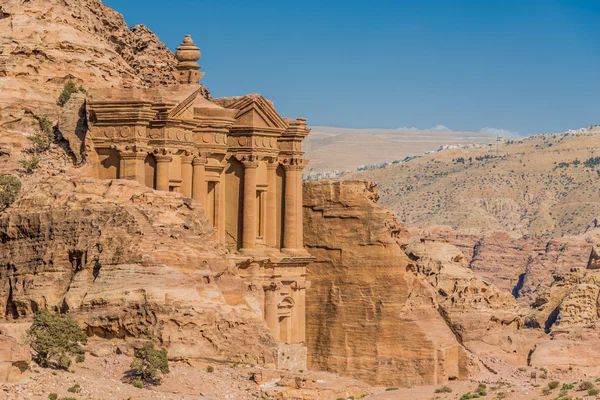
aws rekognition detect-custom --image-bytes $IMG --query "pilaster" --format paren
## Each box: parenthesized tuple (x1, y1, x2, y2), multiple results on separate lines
(154, 151, 173, 191)
(282, 162, 299, 254)
(180, 152, 194, 198)
(241, 158, 260, 254)
(264, 282, 282, 341)
(192, 155, 208, 208)
(265, 160, 279, 248)
(119, 148, 147, 185)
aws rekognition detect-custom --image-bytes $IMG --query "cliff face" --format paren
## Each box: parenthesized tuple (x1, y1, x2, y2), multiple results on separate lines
(0, 176, 275, 364)
(303, 181, 470, 386)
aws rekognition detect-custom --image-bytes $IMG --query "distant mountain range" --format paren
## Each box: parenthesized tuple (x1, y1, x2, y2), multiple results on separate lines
(303, 125, 504, 173)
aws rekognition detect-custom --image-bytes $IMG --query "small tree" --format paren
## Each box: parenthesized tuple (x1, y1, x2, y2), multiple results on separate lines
(37, 116, 54, 143)
(0, 175, 21, 211)
(58, 81, 86, 106)
(26, 310, 87, 369)
(130, 342, 169, 385)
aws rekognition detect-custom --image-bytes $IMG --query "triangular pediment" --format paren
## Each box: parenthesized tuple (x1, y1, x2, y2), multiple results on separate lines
(228, 95, 288, 130)
(168, 87, 223, 120)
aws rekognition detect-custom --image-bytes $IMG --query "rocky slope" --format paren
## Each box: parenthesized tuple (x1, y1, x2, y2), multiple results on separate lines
(0, 175, 276, 365)
(350, 130, 600, 238)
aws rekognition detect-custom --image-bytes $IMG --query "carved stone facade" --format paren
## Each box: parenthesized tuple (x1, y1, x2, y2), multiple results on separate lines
(86, 35, 311, 347)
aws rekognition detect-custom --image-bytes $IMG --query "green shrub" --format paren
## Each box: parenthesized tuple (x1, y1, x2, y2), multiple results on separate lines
(19, 155, 40, 174)
(26, 310, 87, 369)
(0, 175, 21, 211)
(562, 383, 574, 390)
(206, 366, 214, 373)
(58, 81, 86, 106)
(67, 384, 81, 393)
(132, 379, 144, 389)
(589, 388, 599, 396)
(578, 381, 593, 391)
(435, 386, 452, 393)
(48, 394, 58, 400)
(130, 341, 169, 384)
(37, 116, 54, 142)
(385, 387, 399, 391)
(27, 135, 48, 153)
(548, 381, 560, 389)
(460, 393, 481, 400)
(75, 354, 85, 363)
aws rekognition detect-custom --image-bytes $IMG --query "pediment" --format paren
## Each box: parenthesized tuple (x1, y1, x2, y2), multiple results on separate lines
(168, 87, 222, 120)
(228, 95, 288, 130)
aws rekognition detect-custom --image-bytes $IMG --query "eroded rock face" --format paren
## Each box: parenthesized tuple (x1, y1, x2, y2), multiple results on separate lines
(0, 176, 275, 365)
(405, 240, 531, 367)
(303, 181, 470, 387)
(0, 333, 29, 383)
(0, 0, 210, 121)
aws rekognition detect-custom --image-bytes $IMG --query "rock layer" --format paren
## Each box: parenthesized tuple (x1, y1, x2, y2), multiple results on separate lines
(0, 176, 275, 365)
(303, 181, 469, 386)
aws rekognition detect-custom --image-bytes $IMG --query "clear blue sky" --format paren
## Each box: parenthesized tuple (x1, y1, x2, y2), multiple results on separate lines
(104, 0, 600, 135)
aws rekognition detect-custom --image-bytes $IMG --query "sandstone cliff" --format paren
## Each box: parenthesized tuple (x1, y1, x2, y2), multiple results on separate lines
(303, 181, 467, 386)
(0, 175, 276, 365)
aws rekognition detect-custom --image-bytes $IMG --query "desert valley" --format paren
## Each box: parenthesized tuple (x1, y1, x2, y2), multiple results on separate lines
(1, 1, 600, 400)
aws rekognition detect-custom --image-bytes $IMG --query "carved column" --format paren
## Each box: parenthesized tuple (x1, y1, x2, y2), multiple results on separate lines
(296, 161, 306, 249)
(180, 153, 194, 198)
(282, 163, 298, 253)
(216, 166, 227, 242)
(192, 156, 207, 209)
(155, 153, 172, 191)
(241, 159, 259, 253)
(291, 281, 308, 343)
(263, 282, 281, 341)
(265, 160, 278, 248)
(120, 151, 146, 185)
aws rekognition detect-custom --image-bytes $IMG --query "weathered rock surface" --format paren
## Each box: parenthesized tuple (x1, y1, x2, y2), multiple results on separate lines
(0, 333, 29, 383)
(304, 181, 489, 387)
(0, 176, 275, 365)
(0, 0, 210, 123)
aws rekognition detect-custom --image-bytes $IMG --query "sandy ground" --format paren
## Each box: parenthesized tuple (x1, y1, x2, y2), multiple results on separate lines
(0, 352, 371, 400)
(3, 351, 600, 399)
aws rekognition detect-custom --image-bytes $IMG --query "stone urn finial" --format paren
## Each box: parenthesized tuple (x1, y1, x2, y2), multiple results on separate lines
(174, 34, 205, 84)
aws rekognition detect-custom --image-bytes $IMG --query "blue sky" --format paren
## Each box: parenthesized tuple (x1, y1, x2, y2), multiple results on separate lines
(104, 0, 600, 135)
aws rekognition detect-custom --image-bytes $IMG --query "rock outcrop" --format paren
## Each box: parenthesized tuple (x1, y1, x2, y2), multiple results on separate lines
(0, 176, 276, 365)
(304, 181, 475, 387)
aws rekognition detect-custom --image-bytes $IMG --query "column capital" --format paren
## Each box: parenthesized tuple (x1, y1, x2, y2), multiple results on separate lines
(281, 157, 308, 171)
(235, 153, 260, 164)
(192, 155, 207, 166)
(181, 154, 194, 164)
(263, 281, 282, 292)
(153, 147, 174, 158)
(155, 154, 172, 163)
(120, 151, 148, 160)
(266, 158, 279, 170)
(291, 281, 311, 290)
(242, 160, 260, 169)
